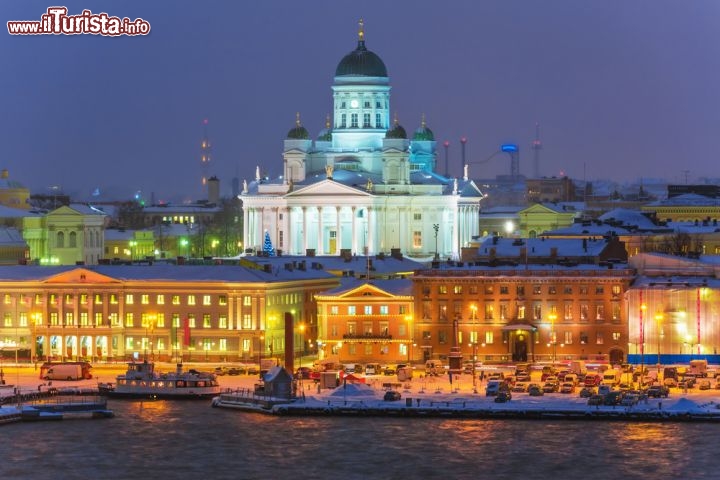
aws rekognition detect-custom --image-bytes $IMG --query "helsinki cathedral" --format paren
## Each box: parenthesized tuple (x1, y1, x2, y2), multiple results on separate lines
(241, 21, 483, 259)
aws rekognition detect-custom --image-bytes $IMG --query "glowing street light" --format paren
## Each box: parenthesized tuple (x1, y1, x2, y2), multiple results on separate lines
(548, 312, 557, 365)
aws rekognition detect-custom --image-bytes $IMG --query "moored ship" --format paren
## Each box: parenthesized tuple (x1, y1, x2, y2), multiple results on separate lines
(99, 361, 223, 399)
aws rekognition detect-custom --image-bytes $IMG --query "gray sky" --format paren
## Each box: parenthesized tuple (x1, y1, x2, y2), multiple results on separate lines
(3, 0, 719, 203)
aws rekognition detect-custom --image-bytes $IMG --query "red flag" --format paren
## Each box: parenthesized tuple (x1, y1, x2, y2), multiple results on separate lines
(183, 318, 191, 346)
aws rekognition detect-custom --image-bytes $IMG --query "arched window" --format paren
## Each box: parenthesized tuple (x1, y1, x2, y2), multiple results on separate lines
(69, 231, 77, 248)
(57, 231, 64, 248)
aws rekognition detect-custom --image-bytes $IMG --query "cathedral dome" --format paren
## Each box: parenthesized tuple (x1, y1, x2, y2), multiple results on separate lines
(385, 117, 407, 139)
(287, 113, 309, 140)
(317, 115, 332, 141)
(413, 115, 434, 141)
(335, 20, 388, 78)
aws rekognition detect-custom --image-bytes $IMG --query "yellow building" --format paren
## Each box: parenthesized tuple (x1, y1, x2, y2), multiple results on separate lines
(0, 265, 337, 364)
(315, 280, 415, 365)
(23, 204, 106, 265)
(0, 169, 30, 210)
(518, 203, 577, 238)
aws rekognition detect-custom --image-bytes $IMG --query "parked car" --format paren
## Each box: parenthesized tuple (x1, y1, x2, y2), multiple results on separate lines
(494, 391, 512, 403)
(621, 394, 640, 406)
(383, 390, 402, 401)
(511, 382, 529, 393)
(699, 379, 712, 391)
(559, 382, 575, 394)
(227, 367, 243, 376)
(296, 367, 312, 379)
(579, 387, 595, 398)
(663, 377, 678, 388)
(603, 391, 624, 406)
(213, 367, 228, 376)
(646, 385, 669, 398)
(528, 385, 544, 396)
(383, 365, 397, 376)
(542, 382, 558, 393)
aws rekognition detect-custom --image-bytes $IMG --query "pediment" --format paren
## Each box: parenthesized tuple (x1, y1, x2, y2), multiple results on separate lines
(44, 268, 121, 284)
(286, 180, 372, 198)
(334, 283, 397, 299)
(520, 203, 561, 215)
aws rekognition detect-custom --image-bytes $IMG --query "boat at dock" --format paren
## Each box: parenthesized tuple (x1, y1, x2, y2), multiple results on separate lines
(20, 394, 114, 421)
(98, 361, 223, 399)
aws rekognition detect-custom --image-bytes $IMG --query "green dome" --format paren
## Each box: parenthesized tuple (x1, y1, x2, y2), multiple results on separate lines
(317, 129, 332, 141)
(287, 113, 309, 139)
(413, 116, 434, 141)
(287, 126, 309, 139)
(386, 123, 407, 139)
(336, 42, 388, 77)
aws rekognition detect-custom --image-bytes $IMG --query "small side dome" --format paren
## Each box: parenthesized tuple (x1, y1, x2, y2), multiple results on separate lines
(287, 112, 309, 140)
(317, 114, 333, 141)
(385, 114, 407, 139)
(413, 114, 434, 141)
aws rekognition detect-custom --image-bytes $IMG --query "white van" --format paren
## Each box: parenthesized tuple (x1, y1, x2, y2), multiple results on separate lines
(365, 363, 382, 376)
(425, 360, 443, 376)
(602, 369, 621, 385)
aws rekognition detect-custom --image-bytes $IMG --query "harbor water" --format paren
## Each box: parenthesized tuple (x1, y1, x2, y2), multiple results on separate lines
(0, 399, 715, 480)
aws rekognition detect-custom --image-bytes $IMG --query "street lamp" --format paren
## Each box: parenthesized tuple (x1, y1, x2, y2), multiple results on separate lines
(433, 224, 439, 260)
(404, 315, 413, 363)
(655, 313, 663, 375)
(548, 312, 557, 365)
(469, 342, 478, 393)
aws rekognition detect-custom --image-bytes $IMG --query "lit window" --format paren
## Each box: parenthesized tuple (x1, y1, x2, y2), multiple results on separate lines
(219, 295, 227, 306)
(172, 295, 180, 305)
(203, 314, 211, 328)
(203, 295, 211, 306)
(157, 295, 165, 305)
(141, 294, 149, 305)
(188, 295, 196, 306)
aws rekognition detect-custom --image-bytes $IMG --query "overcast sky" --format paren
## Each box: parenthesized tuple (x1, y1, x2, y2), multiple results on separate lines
(3, 1, 720, 203)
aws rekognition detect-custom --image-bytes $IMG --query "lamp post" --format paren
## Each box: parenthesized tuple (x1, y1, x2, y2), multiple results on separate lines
(469, 342, 478, 393)
(433, 224, 439, 260)
(655, 313, 663, 376)
(549, 312, 557, 365)
(404, 315, 413, 363)
(257, 332, 264, 380)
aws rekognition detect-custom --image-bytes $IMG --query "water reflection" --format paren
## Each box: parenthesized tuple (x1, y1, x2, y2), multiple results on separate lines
(1, 401, 718, 480)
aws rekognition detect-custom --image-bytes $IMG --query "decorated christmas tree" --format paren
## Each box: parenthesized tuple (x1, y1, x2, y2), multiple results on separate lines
(263, 231, 276, 256)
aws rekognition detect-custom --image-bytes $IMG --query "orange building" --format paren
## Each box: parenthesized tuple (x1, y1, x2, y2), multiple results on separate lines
(315, 280, 415, 365)
(412, 264, 635, 366)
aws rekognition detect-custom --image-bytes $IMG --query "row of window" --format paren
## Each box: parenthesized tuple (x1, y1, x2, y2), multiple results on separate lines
(6, 311, 258, 330)
(3, 293, 251, 307)
(426, 284, 624, 296)
(339, 99, 385, 109)
(338, 113, 385, 129)
(417, 329, 620, 346)
(423, 301, 622, 322)
(328, 305, 408, 315)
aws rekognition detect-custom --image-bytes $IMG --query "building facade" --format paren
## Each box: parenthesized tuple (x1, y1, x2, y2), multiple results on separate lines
(412, 264, 635, 365)
(0, 265, 337, 364)
(315, 280, 415, 365)
(240, 22, 483, 260)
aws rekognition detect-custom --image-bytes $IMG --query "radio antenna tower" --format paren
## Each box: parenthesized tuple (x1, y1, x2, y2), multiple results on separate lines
(531, 122, 542, 178)
(200, 118, 212, 195)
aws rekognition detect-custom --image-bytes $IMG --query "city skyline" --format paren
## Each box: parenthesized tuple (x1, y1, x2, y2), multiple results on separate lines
(3, 0, 720, 203)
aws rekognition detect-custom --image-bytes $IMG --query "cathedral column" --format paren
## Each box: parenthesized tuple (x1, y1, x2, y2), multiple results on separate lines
(243, 206, 249, 253)
(317, 207, 324, 255)
(399, 207, 407, 254)
(367, 207, 374, 255)
(302, 207, 308, 254)
(452, 206, 459, 259)
(351, 207, 357, 254)
(335, 206, 341, 255)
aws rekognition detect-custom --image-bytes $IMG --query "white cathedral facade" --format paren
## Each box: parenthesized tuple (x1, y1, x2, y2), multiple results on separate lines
(241, 23, 483, 259)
